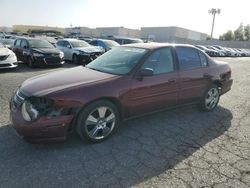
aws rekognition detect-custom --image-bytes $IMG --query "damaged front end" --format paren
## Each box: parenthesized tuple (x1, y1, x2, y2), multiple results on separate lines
(21, 97, 71, 122)
(10, 90, 79, 142)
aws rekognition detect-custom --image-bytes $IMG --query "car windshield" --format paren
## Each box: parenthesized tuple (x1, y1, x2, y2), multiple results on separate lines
(70, 40, 90, 48)
(29, 39, 54, 48)
(104, 40, 120, 48)
(86, 46, 147, 75)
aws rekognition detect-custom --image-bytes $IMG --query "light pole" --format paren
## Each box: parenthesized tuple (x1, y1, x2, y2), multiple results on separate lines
(209, 8, 221, 39)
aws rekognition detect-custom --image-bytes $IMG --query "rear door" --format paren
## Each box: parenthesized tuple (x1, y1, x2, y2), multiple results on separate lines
(12, 39, 22, 60)
(19, 39, 29, 62)
(175, 47, 211, 104)
(126, 47, 180, 116)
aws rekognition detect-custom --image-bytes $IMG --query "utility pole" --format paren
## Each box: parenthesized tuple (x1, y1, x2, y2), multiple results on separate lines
(208, 8, 221, 39)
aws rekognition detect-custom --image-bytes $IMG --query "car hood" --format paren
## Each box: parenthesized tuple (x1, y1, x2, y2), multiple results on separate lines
(32, 48, 60, 54)
(0, 48, 11, 55)
(20, 66, 116, 97)
(75, 46, 103, 53)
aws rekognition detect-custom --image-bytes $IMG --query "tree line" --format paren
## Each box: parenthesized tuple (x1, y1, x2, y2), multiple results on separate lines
(219, 23, 250, 41)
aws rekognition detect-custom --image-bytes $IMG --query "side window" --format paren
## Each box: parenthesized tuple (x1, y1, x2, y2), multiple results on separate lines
(57, 41, 64, 46)
(90, 40, 98, 46)
(142, 48, 174, 75)
(176, 47, 201, 71)
(15, 39, 21, 46)
(98, 41, 104, 47)
(199, 52, 208, 67)
(115, 39, 123, 44)
(63, 41, 70, 47)
(20, 40, 28, 48)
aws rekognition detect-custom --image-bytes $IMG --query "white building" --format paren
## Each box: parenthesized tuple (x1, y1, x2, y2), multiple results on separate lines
(141, 26, 208, 42)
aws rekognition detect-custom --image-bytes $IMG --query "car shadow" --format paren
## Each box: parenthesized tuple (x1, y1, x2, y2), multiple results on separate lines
(0, 105, 232, 188)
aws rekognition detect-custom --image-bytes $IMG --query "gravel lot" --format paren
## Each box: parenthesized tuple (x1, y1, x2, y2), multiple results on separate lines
(0, 58, 249, 188)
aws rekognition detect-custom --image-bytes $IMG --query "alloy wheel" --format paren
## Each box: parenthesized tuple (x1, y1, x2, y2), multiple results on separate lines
(205, 87, 219, 110)
(84, 106, 116, 140)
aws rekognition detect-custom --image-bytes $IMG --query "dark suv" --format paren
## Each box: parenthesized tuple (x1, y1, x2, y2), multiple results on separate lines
(12, 38, 64, 67)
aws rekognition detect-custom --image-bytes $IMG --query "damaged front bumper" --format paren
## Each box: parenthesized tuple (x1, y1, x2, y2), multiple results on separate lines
(9, 91, 76, 142)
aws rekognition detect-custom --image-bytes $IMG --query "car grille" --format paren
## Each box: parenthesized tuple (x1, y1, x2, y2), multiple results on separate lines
(13, 90, 26, 107)
(90, 52, 102, 59)
(44, 57, 61, 64)
(0, 55, 9, 61)
(0, 63, 11, 67)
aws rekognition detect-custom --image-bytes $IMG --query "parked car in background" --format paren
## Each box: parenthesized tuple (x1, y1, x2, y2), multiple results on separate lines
(0, 32, 5, 39)
(108, 36, 144, 45)
(195, 45, 220, 57)
(0, 39, 15, 49)
(78, 36, 93, 43)
(56, 38, 104, 65)
(10, 43, 233, 143)
(0, 42, 18, 69)
(238, 49, 250, 57)
(206, 46, 225, 57)
(212, 45, 234, 57)
(89, 39, 120, 52)
(12, 38, 64, 67)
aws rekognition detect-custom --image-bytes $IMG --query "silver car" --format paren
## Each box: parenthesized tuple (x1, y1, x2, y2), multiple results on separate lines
(0, 42, 18, 69)
(56, 39, 104, 65)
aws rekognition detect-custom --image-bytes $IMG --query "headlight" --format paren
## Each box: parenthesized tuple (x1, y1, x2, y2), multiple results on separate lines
(78, 50, 88, 55)
(21, 100, 39, 122)
(59, 51, 64, 58)
(33, 53, 44, 57)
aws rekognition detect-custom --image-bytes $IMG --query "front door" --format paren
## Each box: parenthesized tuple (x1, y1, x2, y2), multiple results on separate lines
(126, 47, 180, 117)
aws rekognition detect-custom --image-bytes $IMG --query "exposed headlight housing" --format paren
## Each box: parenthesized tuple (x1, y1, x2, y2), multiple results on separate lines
(21, 97, 68, 122)
(21, 100, 39, 122)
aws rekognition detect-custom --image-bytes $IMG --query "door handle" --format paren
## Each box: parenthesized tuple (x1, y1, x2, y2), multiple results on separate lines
(203, 73, 212, 78)
(168, 78, 177, 83)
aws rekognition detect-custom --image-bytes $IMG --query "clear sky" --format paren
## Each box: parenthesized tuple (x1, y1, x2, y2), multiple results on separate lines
(0, 0, 250, 38)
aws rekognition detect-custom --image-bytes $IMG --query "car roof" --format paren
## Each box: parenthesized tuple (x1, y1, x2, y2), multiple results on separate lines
(123, 42, 195, 50)
(14, 37, 47, 41)
(60, 38, 82, 42)
(93, 39, 115, 42)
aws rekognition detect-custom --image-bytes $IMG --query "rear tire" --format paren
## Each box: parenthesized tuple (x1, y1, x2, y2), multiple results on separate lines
(200, 84, 220, 111)
(76, 100, 120, 143)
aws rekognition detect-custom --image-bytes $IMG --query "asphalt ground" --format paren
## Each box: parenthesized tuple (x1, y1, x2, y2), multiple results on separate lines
(0, 58, 249, 188)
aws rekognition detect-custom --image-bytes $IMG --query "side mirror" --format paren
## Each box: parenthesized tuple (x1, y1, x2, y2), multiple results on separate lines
(137, 68, 154, 80)
(140, 68, 154, 76)
(23, 45, 28, 49)
(66, 45, 71, 48)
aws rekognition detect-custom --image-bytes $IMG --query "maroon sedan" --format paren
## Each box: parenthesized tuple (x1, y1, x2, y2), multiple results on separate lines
(9, 43, 233, 143)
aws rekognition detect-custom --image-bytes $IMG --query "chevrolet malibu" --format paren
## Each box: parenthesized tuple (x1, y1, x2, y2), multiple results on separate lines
(10, 43, 233, 143)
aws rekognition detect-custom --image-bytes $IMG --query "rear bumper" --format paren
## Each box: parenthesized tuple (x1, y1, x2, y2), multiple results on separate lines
(221, 79, 233, 95)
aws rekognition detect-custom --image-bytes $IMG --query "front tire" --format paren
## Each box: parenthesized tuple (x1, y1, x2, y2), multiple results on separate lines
(200, 84, 220, 111)
(27, 57, 34, 68)
(72, 54, 79, 64)
(76, 100, 120, 143)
